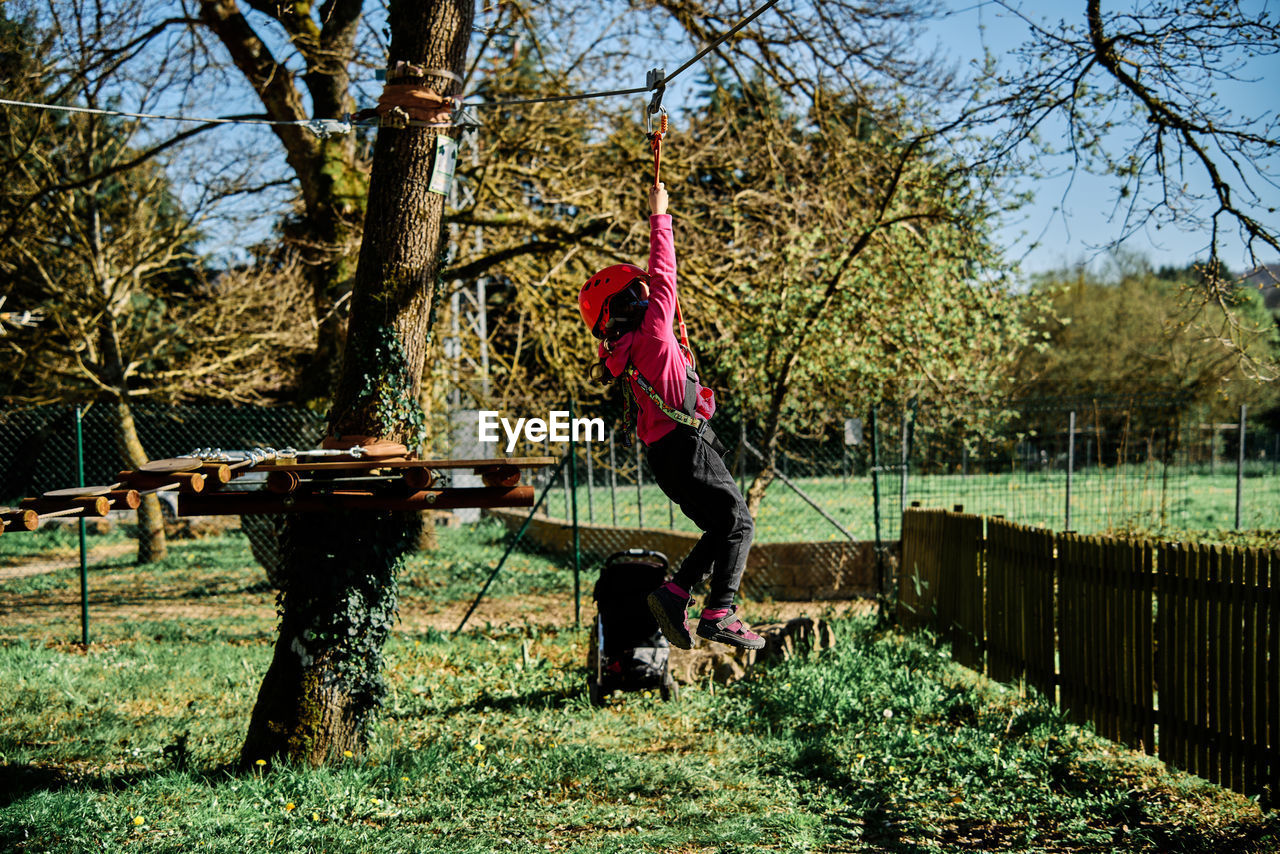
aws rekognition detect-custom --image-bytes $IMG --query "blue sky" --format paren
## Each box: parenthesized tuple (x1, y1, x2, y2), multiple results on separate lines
(925, 1, 1280, 276)
(150, 0, 1277, 278)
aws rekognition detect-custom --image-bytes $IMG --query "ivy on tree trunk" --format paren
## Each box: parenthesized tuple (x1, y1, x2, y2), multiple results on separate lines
(239, 0, 474, 768)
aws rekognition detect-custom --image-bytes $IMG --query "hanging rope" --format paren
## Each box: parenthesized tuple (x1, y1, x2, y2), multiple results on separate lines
(649, 112, 667, 190)
(645, 108, 691, 356)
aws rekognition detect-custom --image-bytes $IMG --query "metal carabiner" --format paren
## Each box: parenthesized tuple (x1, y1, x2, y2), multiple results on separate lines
(645, 104, 668, 137)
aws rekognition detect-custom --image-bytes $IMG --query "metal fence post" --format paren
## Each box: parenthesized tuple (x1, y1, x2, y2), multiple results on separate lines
(569, 404, 581, 627)
(75, 404, 89, 646)
(609, 430, 618, 525)
(1065, 410, 1076, 532)
(870, 405, 884, 604)
(899, 405, 910, 513)
(562, 444, 572, 521)
(635, 440, 644, 528)
(585, 444, 595, 524)
(1235, 404, 1246, 530)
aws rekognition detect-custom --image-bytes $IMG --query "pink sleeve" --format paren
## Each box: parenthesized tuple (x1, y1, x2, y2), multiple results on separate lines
(642, 214, 676, 336)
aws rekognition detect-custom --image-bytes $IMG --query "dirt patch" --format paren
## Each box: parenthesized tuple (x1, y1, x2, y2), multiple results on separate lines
(403, 594, 877, 635)
(2, 569, 877, 642)
(0, 543, 135, 582)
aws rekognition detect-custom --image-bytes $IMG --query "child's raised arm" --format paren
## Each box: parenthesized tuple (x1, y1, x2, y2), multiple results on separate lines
(649, 182, 668, 216)
(643, 182, 676, 336)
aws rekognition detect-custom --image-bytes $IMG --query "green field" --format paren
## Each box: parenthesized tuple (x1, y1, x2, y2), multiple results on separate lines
(1, 530, 1275, 852)
(543, 468, 1280, 543)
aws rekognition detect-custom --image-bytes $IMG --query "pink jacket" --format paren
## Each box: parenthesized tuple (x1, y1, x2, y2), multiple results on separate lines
(600, 214, 716, 446)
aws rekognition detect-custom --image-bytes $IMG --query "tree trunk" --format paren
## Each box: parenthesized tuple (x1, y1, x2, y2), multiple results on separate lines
(115, 400, 167, 563)
(114, 399, 167, 565)
(239, 0, 473, 768)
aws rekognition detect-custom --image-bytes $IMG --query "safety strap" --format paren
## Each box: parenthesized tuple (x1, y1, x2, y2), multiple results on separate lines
(625, 363, 703, 430)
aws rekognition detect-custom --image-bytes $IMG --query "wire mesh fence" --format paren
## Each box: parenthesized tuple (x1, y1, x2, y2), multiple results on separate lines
(1, 395, 1276, 646)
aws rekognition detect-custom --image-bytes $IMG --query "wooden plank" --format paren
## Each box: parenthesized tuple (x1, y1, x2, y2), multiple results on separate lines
(178, 485, 535, 515)
(1099, 536, 1114, 741)
(1181, 543, 1195, 777)
(968, 514, 984, 672)
(1163, 542, 1179, 769)
(1242, 548, 1258, 796)
(900, 508, 921, 629)
(1228, 546, 1245, 793)
(1181, 542, 1197, 777)
(248, 455, 557, 473)
(1014, 525, 1028, 693)
(1059, 534, 1077, 722)
(1037, 527, 1056, 702)
(1140, 541, 1155, 755)
(1119, 538, 1134, 748)
(1269, 548, 1279, 805)
(1076, 534, 1089, 727)
(1211, 545, 1226, 785)
(937, 512, 957, 639)
(1084, 536, 1099, 729)
(951, 514, 983, 672)
(896, 509, 917, 628)
(1167, 547, 1182, 773)
(1112, 537, 1126, 744)
(1195, 543, 1211, 779)
(1117, 538, 1132, 746)
(1155, 543, 1173, 766)
(1086, 536, 1100, 733)
(986, 519, 1002, 682)
(976, 514, 989, 675)
(1259, 550, 1269, 804)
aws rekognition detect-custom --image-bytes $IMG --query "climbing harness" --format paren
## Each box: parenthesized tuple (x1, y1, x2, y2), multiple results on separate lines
(618, 361, 722, 453)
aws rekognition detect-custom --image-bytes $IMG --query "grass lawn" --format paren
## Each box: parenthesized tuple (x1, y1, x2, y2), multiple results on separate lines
(1, 528, 1276, 852)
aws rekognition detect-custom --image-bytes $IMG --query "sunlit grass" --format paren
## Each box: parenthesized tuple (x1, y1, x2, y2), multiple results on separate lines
(1, 618, 1273, 853)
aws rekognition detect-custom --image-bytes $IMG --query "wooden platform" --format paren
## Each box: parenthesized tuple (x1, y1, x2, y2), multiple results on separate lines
(1, 453, 556, 532)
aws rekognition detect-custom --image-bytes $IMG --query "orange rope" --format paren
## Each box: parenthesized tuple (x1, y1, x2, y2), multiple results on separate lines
(647, 113, 689, 354)
(650, 112, 668, 189)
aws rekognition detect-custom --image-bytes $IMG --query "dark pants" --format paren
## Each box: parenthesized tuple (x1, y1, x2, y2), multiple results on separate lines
(645, 426, 753, 609)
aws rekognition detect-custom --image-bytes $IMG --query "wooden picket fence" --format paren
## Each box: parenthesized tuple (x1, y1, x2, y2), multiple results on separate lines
(897, 506, 1279, 804)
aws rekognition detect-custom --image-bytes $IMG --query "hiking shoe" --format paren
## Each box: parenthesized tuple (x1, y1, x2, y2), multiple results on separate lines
(647, 585, 693, 650)
(696, 606, 765, 650)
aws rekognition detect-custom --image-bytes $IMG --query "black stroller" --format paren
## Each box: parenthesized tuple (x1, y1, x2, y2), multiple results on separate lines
(588, 549, 680, 706)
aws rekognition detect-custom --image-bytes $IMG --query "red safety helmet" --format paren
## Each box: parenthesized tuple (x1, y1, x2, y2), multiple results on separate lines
(578, 263, 648, 339)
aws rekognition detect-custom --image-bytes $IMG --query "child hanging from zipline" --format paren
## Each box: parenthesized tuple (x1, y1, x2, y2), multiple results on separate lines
(578, 181, 763, 651)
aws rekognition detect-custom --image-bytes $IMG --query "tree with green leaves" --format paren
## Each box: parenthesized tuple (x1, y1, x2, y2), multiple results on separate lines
(1015, 255, 1280, 424)
(653, 79, 1031, 510)
(949, 0, 1280, 345)
(0, 5, 316, 562)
